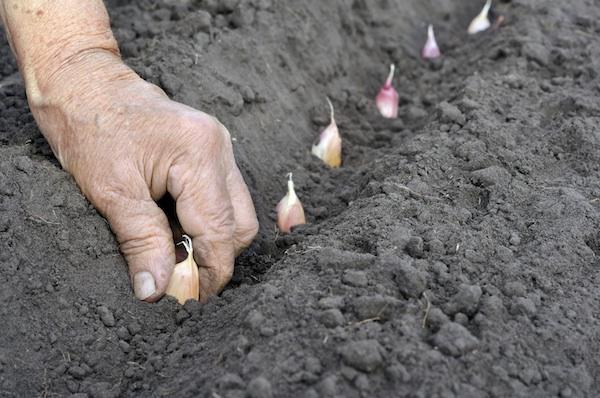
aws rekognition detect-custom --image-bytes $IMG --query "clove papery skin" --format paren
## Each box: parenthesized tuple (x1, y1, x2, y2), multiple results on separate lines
(276, 173, 306, 233)
(311, 98, 342, 168)
(165, 235, 200, 304)
(376, 64, 399, 119)
(468, 0, 492, 34)
(422, 25, 441, 59)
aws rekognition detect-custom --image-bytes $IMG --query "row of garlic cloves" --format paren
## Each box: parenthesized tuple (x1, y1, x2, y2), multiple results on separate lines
(277, 1, 502, 234)
(165, 1, 502, 305)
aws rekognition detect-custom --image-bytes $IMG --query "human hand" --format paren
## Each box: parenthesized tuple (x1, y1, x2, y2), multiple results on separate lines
(32, 50, 258, 302)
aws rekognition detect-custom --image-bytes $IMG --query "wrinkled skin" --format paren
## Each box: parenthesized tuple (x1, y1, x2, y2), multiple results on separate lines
(31, 51, 259, 302)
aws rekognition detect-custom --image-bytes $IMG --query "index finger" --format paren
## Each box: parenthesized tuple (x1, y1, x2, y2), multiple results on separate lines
(168, 162, 236, 301)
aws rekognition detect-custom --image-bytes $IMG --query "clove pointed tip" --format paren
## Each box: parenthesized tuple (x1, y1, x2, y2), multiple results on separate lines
(385, 64, 395, 87)
(325, 97, 335, 121)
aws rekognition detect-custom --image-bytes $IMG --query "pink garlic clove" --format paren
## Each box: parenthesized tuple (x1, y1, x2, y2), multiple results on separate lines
(422, 25, 442, 59)
(375, 64, 399, 119)
(276, 173, 306, 233)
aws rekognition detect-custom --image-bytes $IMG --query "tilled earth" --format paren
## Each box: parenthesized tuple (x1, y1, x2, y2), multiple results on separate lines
(1, 0, 600, 397)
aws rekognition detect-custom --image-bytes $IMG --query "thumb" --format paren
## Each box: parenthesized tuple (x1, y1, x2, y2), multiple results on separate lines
(100, 189, 175, 302)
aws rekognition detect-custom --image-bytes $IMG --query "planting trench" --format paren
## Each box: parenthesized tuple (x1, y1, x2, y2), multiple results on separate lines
(1, 0, 600, 397)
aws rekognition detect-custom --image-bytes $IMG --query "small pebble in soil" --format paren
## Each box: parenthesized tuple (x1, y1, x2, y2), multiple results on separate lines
(391, 258, 427, 298)
(261, 283, 281, 299)
(342, 270, 368, 287)
(319, 309, 345, 328)
(407, 105, 427, 120)
(317, 375, 338, 396)
(68, 365, 88, 379)
(444, 284, 482, 316)
(390, 226, 412, 253)
(353, 295, 402, 321)
(217, 372, 245, 390)
(127, 321, 141, 336)
(354, 374, 370, 391)
(119, 340, 130, 353)
(438, 101, 466, 125)
(495, 245, 513, 262)
(432, 322, 479, 357)
(191, 10, 212, 33)
(340, 365, 358, 381)
(454, 313, 469, 326)
(338, 339, 384, 372)
(318, 296, 345, 309)
(385, 363, 411, 383)
(14, 155, 33, 174)
(259, 326, 275, 337)
(66, 379, 79, 393)
(471, 165, 511, 188)
(426, 239, 445, 256)
(304, 356, 322, 375)
(88, 381, 120, 398)
(247, 376, 273, 398)
(235, 335, 250, 352)
(504, 281, 527, 297)
(460, 97, 480, 111)
(303, 388, 319, 398)
(244, 310, 266, 330)
(523, 41, 550, 66)
(480, 295, 505, 317)
(97, 306, 115, 327)
(230, 5, 255, 28)
(425, 307, 450, 331)
(509, 232, 521, 246)
(175, 309, 190, 324)
(405, 236, 424, 258)
(510, 297, 537, 317)
(116, 326, 131, 341)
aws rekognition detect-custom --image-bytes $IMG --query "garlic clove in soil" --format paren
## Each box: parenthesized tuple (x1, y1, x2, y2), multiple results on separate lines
(276, 173, 306, 233)
(165, 235, 199, 304)
(311, 98, 342, 168)
(375, 64, 399, 119)
(468, 0, 492, 34)
(422, 25, 442, 59)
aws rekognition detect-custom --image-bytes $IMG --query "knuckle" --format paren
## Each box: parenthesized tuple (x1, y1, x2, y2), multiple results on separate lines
(205, 214, 236, 242)
(87, 180, 129, 216)
(119, 224, 170, 259)
(87, 174, 146, 217)
(236, 218, 259, 247)
(177, 114, 231, 154)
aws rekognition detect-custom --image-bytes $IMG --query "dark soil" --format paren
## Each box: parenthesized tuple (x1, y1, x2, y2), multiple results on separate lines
(2, 0, 600, 397)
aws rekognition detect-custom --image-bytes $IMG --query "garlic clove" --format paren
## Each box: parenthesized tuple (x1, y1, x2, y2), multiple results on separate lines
(276, 173, 306, 233)
(375, 64, 399, 119)
(422, 25, 442, 59)
(311, 98, 342, 168)
(468, 0, 492, 34)
(165, 235, 199, 304)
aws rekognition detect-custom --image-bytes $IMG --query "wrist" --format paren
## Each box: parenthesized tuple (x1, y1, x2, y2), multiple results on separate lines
(25, 40, 125, 108)
(0, 1, 123, 106)
(30, 49, 140, 168)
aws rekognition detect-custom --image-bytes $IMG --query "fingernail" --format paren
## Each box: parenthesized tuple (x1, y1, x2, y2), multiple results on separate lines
(133, 271, 156, 300)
